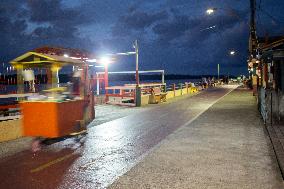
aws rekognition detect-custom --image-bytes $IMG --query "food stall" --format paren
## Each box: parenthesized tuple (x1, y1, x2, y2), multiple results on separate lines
(10, 49, 95, 138)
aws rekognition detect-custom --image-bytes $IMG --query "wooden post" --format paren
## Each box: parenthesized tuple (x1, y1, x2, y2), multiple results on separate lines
(186, 83, 189, 94)
(172, 83, 176, 97)
(90, 89, 95, 119)
(82, 64, 89, 99)
(46, 68, 52, 86)
(16, 64, 24, 94)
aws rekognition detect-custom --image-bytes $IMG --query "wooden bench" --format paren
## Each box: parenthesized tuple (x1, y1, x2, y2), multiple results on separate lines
(149, 87, 167, 104)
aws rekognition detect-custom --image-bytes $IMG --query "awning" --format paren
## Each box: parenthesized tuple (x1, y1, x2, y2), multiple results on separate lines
(10, 51, 86, 68)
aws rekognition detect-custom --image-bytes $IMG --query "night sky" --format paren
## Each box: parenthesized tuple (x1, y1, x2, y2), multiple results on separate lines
(1, 0, 284, 75)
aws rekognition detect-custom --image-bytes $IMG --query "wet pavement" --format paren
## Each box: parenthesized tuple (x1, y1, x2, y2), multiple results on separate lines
(0, 86, 235, 189)
(110, 88, 284, 189)
(91, 104, 151, 127)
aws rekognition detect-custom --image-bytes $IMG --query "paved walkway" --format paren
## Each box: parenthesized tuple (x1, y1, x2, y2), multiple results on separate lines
(267, 119, 284, 176)
(0, 86, 234, 189)
(110, 88, 284, 189)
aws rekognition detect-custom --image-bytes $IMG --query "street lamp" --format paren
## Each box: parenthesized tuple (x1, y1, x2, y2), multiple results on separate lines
(97, 56, 112, 101)
(206, 8, 217, 15)
(206, 7, 241, 20)
(99, 57, 111, 65)
(103, 41, 139, 86)
(230, 50, 236, 55)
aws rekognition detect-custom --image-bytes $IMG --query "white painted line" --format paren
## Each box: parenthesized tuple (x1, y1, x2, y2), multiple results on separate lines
(178, 85, 237, 129)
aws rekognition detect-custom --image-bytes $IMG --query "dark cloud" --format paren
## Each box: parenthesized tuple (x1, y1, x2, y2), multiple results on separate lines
(122, 10, 168, 30)
(0, 1, 30, 59)
(153, 15, 192, 43)
(27, 0, 93, 26)
(28, 0, 65, 23)
(1, 0, 284, 75)
(0, 0, 95, 62)
(112, 10, 168, 37)
(26, 0, 92, 48)
(32, 25, 77, 39)
(152, 8, 248, 47)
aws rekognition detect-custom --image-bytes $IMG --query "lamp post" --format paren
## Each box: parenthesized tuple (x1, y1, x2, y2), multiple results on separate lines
(99, 57, 110, 102)
(217, 63, 220, 80)
(228, 50, 236, 80)
(229, 50, 236, 56)
(205, 7, 239, 79)
(206, 8, 217, 15)
(104, 41, 139, 85)
(205, 7, 241, 26)
(134, 40, 139, 86)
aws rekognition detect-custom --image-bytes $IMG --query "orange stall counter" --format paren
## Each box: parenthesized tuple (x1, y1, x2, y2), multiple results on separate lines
(20, 100, 85, 138)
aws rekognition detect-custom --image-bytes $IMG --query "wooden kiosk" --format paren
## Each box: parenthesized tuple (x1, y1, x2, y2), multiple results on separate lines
(10, 49, 95, 138)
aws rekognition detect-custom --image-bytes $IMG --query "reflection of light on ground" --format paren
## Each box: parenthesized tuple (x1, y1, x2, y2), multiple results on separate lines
(58, 119, 137, 189)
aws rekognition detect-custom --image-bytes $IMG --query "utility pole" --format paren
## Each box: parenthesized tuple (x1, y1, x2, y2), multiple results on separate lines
(217, 64, 220, 80)
(249, 0, 259, 94)
(134, 40, 139, 86)
(134, 40, 141, 107)
(249, 0, 257, 59)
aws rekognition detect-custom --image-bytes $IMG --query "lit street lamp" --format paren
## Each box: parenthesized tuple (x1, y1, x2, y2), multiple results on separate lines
(99, 57, 111, 65)
(230, 50, 236, 55)
(206, 8, 216, 15)
(94, 42, 139, 97)
(206, 7, 240, 20)
(206, 8, 217, 15)
(101, 57, 110, 100)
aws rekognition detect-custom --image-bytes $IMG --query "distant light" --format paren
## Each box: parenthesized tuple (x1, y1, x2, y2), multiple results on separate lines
(106, 52, 136, 56)
(64, 54, 69, 58)
(206, 8, 215, 15)
(126, 51, 136, 55)
(116, 52, 127, 55)
(95, 65, 104, 68)
(88, 64, 94, 67)
(99, 57, 111, 65)
(230, 51, 236, 55)
(70, 56, 81, 60)
(78, 68, 83, 71)
(86, 59, 97, 63)
(116, 52, 136, 55)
